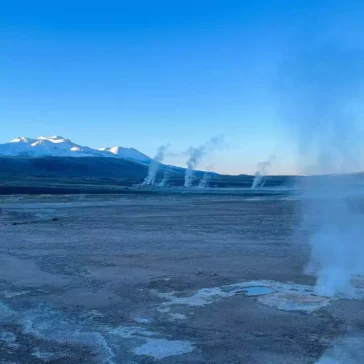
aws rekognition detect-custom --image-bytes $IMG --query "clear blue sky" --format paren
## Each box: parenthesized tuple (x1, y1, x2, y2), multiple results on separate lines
(1, 1, 364, 174)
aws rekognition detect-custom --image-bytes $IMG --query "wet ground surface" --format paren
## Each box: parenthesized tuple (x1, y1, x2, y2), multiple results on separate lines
(0, 193, 363, 363)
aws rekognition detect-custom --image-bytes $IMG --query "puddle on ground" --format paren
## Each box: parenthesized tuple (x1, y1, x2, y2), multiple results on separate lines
(243, 286, 273, 296)
(2, 277, 364, 363)
(153, 278, 364, 315)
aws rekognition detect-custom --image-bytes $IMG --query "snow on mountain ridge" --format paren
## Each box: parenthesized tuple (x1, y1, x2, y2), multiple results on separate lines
(37, 136, 70, 143)
(0, 136, 151, 163)
(11, 137, 36, 143)
(99, 146, 150, 163)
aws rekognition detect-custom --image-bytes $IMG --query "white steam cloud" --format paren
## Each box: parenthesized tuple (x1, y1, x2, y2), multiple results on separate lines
(198, 164, 214, 188)
(316, 335, 364, 364)
(184, 136, 225, 188)
(251, 156, 275, 189)
(143, 144, 169, 186)
(158, 171, 170, 187)
(281, 42, 364, 296)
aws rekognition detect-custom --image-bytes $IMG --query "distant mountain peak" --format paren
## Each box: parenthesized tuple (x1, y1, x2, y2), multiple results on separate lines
(99, 146, 151, 163)
(0, 136, 151, 163)
(11, 137, 36, 143)
(37, 136, 69, 143)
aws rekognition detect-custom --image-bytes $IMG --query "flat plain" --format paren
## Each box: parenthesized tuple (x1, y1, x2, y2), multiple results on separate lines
(0, 192, 363, 363)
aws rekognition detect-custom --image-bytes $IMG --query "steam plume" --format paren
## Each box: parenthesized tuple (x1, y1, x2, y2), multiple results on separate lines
(317, 335, 364, 364)
(184, 136, 224, 188)
(143, 144, 169, 186)
(198, 164, 214, 188)
(251, 156, 275, 189)
(158, 171, 170, 187)
(282, 42, 364, 296)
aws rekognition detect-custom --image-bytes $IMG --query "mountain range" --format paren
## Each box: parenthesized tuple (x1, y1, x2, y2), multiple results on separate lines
(0, 136, 151, 163)
(0, 135, 299, 191)
(0, 135, 188, 187)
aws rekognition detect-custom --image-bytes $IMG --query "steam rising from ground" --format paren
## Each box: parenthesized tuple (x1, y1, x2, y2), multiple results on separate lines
(282, 43, 364, 296)
(184, 136, 225, 188)
(158, 171, 170, 187)
(317, 336, 364, 364)
(198, 164, 214, 188)
(197, 173, 211, 188)
(251, 156, 275, 189)
(144, 145, 169, 186)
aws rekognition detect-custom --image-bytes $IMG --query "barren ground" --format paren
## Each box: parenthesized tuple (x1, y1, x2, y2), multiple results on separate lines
(0, 193, 363, 363)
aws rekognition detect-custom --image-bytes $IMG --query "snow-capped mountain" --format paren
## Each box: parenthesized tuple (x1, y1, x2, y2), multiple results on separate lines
(0, 136, 151, 163)
(98, 146, 150, 163)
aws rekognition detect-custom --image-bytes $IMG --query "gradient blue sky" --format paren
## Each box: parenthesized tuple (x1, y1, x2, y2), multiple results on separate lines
(1, 1, 364, 174)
